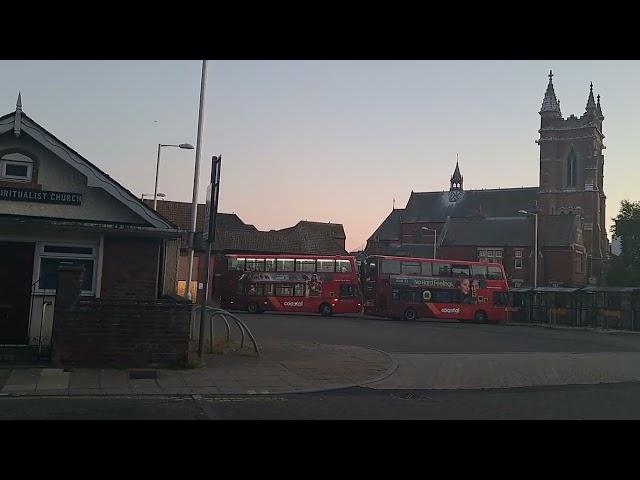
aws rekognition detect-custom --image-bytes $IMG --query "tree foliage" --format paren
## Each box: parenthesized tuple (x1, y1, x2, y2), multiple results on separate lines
(606, 200, 640, 286)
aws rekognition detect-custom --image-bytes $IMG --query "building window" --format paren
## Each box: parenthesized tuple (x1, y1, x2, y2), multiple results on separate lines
(567, 150, 577, 188)
(36, 243, 97, 293)
(0, 152, 33, 181)
(576, 252, 584, 274)
(515, 249, 523, 270)
(478, 248, 503, 264)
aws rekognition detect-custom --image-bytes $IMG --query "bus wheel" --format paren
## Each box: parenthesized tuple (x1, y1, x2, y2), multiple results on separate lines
(247, 302, 260, 314)
(403, 308, 417, 321)
(320, 304, 333, 317)
(474, 310, 487, 323)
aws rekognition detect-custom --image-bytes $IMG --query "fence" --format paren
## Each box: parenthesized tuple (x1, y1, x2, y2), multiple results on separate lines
(509, 286, 640, 331)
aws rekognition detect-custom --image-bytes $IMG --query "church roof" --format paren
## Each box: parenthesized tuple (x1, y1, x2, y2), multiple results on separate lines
(367, 208, 404, 242)
(402, 187, 539, 223)
(439, 214, 581, 248)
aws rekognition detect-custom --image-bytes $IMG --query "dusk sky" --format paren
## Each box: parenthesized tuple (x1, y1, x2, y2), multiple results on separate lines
(1, 60, 637, 251)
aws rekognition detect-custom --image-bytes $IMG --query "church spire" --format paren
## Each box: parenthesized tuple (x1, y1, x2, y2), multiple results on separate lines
(14, 91, 22, 137)
(596, 93, 604, 120)
(540, 70, 562, 117)
(585, 82, 597, 113)
(450, 154, 463, 191)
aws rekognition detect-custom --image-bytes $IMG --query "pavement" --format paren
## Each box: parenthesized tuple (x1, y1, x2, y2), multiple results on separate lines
(0, 339, 395, 397)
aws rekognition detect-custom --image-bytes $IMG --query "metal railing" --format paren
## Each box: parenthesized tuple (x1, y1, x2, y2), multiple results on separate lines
(191, 306, 260, 357)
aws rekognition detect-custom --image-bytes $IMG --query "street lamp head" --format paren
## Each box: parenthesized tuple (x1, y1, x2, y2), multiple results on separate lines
(157, 193, 166, 198)
(518, 210, 529, 215)
(179, 143, 195, 150)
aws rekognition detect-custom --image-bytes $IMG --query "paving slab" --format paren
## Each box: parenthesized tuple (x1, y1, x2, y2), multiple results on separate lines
(36, 369, 70, 391)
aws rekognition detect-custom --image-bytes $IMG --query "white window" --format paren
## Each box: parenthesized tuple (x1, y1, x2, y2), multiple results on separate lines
(1, 152, 33, 181)
(515, 249, 523, 269)
(35, 243, 97, 294)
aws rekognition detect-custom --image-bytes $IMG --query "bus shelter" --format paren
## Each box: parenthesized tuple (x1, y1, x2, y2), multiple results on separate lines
(530, 287, 581, 326)
(577, 286, 640, 331)
(507, 288, 533, 323)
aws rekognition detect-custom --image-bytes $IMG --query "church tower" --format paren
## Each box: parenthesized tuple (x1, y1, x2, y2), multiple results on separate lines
(536, 70, 608, 283)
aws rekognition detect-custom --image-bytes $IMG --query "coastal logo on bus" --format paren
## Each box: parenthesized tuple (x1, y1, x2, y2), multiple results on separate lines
(283, 301, 303, 307)
(441, 307, 461, 314)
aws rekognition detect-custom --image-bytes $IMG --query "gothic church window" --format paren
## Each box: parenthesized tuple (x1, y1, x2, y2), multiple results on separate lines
(567, 150, 577, 188)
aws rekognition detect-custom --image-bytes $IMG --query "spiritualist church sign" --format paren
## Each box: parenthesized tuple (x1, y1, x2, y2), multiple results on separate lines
(0, 186, 82, 206)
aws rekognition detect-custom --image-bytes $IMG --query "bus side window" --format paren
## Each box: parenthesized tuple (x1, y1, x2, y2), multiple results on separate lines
(435, 263, 452, 277)
(336, 260, 352, 273)
(236, 282, 243, 295)
(452, 264, 471, 277)
(230, 258, 245, 271)
(318, 259, 335, 272)
(421, 262, 432, 276)
(382, 259, 401, 274)
(294, 284, 305, 296)
(487, 265, 504, 280)
(472, 265, 487, 279)
(340, 284, 355, 299)
(401, 261, 421, 275)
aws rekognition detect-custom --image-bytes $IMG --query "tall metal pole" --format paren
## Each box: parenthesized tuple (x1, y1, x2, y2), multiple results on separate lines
(185, 60, 208, 301)
(433, 229, 437, 259)
(153, 143, 162, 210)
(534, 213, 538, 289)
(199, 155, 222, 359)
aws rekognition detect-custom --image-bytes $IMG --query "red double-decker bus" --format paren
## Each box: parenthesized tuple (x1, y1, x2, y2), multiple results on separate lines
(219, 254, 362, 316)
(360, 255, 509, 323)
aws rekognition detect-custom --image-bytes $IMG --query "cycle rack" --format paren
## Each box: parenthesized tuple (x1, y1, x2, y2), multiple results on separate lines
(192, 306, 260, 357)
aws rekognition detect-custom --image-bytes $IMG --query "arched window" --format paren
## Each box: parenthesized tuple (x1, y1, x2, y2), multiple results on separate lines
(567, 150, 577, 188)
(1, 152, 33, 181)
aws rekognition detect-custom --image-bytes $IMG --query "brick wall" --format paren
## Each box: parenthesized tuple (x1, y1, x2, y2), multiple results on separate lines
(101, 235, 161, 300)
(52, 266, 194, 368)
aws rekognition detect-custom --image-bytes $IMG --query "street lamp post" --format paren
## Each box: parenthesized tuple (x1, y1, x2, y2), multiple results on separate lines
(152, 143, 194, 210)
(185, 60, 208, 302)
(518, 209, 539, 288)
(421, 227, 437, 259)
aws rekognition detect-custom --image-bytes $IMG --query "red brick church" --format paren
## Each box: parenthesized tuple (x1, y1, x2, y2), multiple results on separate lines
(365, 71, 609, 288)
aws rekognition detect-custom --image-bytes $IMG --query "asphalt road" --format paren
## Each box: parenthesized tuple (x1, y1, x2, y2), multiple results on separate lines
(4, 313, 640, 419)
(2, 383, 640, 419)
(238, 312, 640, 354)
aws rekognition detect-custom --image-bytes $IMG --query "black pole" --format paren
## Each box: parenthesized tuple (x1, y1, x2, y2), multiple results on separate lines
(198, 155, 222, 360)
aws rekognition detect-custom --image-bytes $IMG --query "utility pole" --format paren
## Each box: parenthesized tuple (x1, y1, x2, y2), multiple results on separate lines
(185, 60, 208, 301)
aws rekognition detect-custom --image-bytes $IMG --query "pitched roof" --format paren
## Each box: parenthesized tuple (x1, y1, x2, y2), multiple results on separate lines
(198, 221, 348, 255)
(145, 199, 254, 232)
(440, 217, 531, 247)
(0, 109, 176, 232)
(151, 200, 348, 255)
(0, 109, 178, 232)
(402, 187, 539, 223)
(368, 208, 404, 242)
(438, 214, 581, 248)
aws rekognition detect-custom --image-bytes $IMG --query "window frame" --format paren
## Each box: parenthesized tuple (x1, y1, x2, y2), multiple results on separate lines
(34, 242, 97, 295)
(0, 153, 34, 182)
